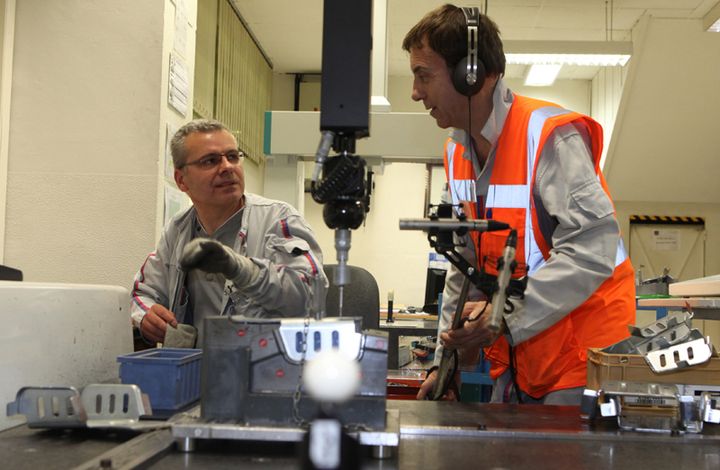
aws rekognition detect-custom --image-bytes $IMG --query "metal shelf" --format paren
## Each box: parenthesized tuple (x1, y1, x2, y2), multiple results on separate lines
(637, 297, 720, 320)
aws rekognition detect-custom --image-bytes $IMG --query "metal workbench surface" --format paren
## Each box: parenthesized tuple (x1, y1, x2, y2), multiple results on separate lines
(3, 400, 720, 469)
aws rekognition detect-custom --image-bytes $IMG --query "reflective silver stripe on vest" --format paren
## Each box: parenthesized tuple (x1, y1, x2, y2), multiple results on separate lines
(485, 105, 570, 273)
(486, 106, 570, 274)
(486, 184, 528, 208)
(446, 140, 476, 212)
(615, 237, 627, 267)
(525, 106, 573, 274)
(450, 180, 476, 204)
(530, 105, 626, 271)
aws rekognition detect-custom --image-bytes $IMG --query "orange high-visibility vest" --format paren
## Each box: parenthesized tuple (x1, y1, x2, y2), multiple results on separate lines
(444, 95, 635, 398)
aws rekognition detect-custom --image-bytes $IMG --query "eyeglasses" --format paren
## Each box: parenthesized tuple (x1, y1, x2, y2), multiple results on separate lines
(180, 150, 245, 170)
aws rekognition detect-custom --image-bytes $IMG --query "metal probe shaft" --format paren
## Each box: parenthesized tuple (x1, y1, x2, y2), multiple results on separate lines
(333, 229, 352, 317)
(488, 229, 517, 332)
(338, 285, 344, 317)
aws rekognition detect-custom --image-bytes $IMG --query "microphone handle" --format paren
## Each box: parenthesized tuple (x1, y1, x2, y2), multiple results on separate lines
(398, 218, 510, 232)
(488, 230, 517, 332)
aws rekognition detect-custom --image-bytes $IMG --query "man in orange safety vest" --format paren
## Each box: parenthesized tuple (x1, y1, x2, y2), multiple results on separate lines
(404, 4, 635, 404)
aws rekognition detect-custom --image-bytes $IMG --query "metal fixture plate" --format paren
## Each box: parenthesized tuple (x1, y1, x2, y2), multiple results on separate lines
(171, 408, 399, 448)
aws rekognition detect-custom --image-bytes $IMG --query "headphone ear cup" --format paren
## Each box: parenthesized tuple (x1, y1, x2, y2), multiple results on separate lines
(452, 56, 486, 96)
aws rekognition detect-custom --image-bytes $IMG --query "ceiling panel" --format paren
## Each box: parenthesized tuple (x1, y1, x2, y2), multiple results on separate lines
(231, 0, 717, 76)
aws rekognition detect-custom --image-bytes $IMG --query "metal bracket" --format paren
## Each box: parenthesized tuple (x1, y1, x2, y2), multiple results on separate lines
(7, 384, 165, 431)
(634, 322, 693, 355)
(644, 331, 713, 373)
(81, 384, 154, 429)
(627, 312, 689, 338)
(604, 312, 714, 373)
(6, 386, 85, 428)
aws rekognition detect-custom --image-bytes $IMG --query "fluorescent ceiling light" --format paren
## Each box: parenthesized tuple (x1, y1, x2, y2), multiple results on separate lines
(506, 53, 630, 66)
(524, 64, 561, 86)
(708, 19, 720, 32)
(504, 40, 632, 66)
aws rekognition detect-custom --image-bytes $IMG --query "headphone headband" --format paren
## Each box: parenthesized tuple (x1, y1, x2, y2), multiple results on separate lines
(461, 7, 479, 87)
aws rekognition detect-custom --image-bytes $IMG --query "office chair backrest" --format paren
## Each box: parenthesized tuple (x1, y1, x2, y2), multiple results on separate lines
(323, 264, 380, 329)
(0, 265, 22, 281)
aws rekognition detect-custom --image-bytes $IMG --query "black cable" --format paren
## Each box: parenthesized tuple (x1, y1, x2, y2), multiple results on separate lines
(508, 344, 523, 404)
(451, 349, 461, 400)
(467, 96, 472, 162)
(440, 349, 461, 400)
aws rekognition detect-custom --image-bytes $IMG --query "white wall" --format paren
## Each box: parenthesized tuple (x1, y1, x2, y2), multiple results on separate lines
(388, 74, 592, 115)
(4, 0, 196, 287)
(243, 151, 266, 195)
(387, 74, 424, 112)
(605, 16, 720, 281)
(504, 78, 592, 115)
(592, 66, 626, 169)
(615, 201, 720, 279)
(263, 75, 300, 205)
(271, 73, 296, 111)
(0, 0, 15, 263)
(264, 155, 304, 212)
(605, 16, 720, 206)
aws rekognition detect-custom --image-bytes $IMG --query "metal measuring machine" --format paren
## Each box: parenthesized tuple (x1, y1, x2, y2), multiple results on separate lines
(309, 0, 374, 318)
(173, 0, 396, 461)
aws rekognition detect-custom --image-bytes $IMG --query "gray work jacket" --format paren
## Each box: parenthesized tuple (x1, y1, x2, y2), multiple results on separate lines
(131, 193, 328, 334)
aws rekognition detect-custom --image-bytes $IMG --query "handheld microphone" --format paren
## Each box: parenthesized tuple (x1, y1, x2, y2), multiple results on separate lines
(487, 229, 517, 332)
(398, 219, 510, 233)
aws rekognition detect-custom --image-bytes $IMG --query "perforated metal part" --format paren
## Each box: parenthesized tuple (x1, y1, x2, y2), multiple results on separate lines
(6, 386, 85, 428)
(81, 384, 154, 428)
(7, 384, 167, 431)
(627, 313, 689, 338)
(634, 322, 693, 355)
(644, 331, 713, 373)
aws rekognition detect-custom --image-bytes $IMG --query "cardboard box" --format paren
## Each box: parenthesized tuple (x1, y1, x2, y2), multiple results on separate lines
(586, 348, 720, 391)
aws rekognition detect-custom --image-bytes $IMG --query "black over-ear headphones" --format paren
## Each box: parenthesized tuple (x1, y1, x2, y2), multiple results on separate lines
(452, 7, 486, 96)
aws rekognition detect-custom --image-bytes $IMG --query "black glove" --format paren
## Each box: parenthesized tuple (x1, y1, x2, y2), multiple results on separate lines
(180, 238, 260, 289)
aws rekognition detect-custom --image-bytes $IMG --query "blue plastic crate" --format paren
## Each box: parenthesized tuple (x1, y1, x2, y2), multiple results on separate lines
(117, 348, 202, 412)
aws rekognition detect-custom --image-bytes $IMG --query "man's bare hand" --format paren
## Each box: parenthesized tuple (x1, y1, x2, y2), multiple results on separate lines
(461, 301, 484, 319)
(139, 304, 178, 344)
(441, 301, 503, 350)
(416, 370, 437, 400)
(416, 369, 459, 401)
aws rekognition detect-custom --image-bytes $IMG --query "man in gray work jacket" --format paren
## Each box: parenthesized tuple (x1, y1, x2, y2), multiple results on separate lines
(131, 119, 327, 346)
